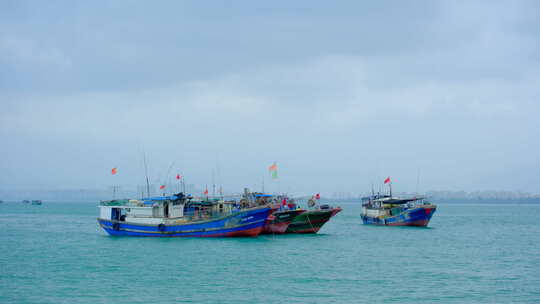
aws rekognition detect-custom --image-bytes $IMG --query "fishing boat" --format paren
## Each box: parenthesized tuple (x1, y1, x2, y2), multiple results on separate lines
(264, 207, 307, 234)
(286, 203, 342, 233)
(97, 192, 272, 237)
(361, 177, 436, 227)
(31, 200, 42, 205)
(22, 200, 30, 204)
(239, 190, 340, 234)
(254, 194, 306, 234)
(360, 194, 436, 227)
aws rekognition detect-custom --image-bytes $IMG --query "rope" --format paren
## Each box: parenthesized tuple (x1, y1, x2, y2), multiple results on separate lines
(306, 211, 316, 232)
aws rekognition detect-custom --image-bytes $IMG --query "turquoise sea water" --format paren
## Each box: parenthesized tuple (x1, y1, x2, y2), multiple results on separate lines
(1, 201, 539, 303)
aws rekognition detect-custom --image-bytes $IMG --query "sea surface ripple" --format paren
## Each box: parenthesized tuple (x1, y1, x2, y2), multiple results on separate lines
(1, 201, 539, 303)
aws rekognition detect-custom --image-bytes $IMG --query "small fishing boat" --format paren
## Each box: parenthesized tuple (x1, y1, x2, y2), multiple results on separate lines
(97, 193, 271, 237)
(263, 208, 306, 234)
(22, 200, 30, 204)
(242, 192, 306, 234)
(360, 194, 436, 227)
(31, 200, 42, 205)
(240, 191, 340, 234)
(286, 203, 342, 233)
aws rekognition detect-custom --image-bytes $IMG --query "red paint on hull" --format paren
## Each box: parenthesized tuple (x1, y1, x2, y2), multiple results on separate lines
(330, 208, 342, 217)
(262, 209, 307, 234)
(135, 226, 264, 237)
(224, 226, 264, 237)
(110, 225, 264, 238)
(262, 222, 290, 234)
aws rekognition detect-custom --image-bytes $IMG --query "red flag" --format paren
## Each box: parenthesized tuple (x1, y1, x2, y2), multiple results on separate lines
(315, 193, 320, 200)
(203, 188, 209, 195)
(384, 177, 391, 184)
(160, 185, 166, 190)
(282, 198, 287, 206)
(176, 174, 181, 180)
(111, 168, 117, 175)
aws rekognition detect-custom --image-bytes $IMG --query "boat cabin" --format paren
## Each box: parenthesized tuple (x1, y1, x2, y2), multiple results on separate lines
(99, 193, 237, 224)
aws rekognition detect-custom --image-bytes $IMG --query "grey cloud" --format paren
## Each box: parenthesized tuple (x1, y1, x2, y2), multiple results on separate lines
(1, 0, 539, 195)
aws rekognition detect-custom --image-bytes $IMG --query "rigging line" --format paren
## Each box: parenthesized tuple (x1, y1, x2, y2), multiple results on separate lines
(163, 161, 176, 189)
(306, 212, 316, 233)
(142, 151, 150, 198)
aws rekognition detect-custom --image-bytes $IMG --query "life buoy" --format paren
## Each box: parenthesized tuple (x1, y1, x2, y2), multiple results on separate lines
(112, 223, 120, 231)
(158, 224, 166, 232)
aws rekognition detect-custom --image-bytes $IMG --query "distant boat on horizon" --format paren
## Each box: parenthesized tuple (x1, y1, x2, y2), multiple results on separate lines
(31, 200, 42, 205)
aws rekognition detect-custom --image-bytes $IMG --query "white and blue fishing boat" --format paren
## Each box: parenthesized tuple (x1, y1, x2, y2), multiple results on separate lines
(97, 192, 271, 237)
(360, 194, 436, 227)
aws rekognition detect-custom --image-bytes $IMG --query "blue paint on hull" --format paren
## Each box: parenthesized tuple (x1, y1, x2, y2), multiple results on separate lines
(98, 207, 271, 237)
(361, 206, 436, 227)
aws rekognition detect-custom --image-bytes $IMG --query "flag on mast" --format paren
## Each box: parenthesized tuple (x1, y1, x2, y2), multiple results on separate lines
(176, 174, 182, 180)
(111, 167, 118, 175)
(315, 193, 320, 200)
(159, 185, 166, 190)
(203, 188, 209, 195)
(268, 162, 278, 179)
(384, 177, 391, 184)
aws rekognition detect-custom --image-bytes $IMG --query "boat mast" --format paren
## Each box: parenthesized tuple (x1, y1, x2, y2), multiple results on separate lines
(212, 169, 216, 197)
(143, 152, 150, 198)
(182, 178, 186, 193)
(416, 168, 421, 195)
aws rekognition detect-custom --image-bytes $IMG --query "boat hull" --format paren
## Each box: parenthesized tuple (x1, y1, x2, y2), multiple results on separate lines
(361, 205, 436, 227)
(262, 209, 306, 234)
(97, 207, 271, 237)
(286, 208, 342, 234)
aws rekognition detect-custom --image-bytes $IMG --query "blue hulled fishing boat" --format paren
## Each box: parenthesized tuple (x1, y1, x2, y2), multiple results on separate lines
(97, 193, 271, 237)
(360, 194, 436, 227)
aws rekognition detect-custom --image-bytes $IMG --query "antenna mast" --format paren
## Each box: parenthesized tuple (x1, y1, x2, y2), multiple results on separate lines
(212, 169, 216, 197)
(143, 152, 150, 197)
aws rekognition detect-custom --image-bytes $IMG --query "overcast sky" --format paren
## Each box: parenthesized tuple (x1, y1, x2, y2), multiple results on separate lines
(1, 0, 539, 195)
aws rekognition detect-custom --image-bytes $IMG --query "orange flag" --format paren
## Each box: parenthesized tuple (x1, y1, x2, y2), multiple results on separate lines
(268, 162, 278, 179)
(203, 188, 209, 195)
(111, 168, 118, 175)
